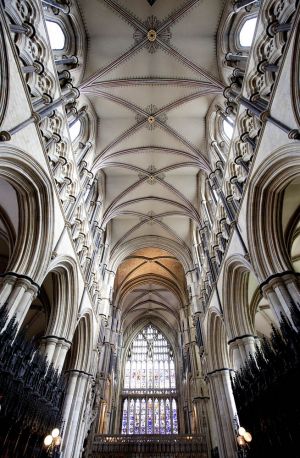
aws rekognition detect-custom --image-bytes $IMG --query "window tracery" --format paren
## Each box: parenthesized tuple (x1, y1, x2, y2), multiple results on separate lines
(121, 324, 178, 435)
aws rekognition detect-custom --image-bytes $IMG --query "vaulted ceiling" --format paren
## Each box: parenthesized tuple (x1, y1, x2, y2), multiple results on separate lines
(77, 0, 226, 328)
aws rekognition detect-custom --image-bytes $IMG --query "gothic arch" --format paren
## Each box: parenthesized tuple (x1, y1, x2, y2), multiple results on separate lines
(0, 202, 15, 273)
(68, 311, 94, 373)
(120, 317, 180, 394)
(0, 146, 54, 284)
(222, 255, 254, 340)
(247, 145, 300, 282)
(206, 308, 230, 371)
(118, 317, 182, 435)
(123, 316, 179, 355)
(44, 255, 79, 342)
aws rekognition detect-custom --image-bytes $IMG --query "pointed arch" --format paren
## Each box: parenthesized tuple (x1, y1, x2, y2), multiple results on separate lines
(44, 255, 79, 342)
(247, 144, 300, 281)
(206, 308, 230, 371)
(0, 146, 54, 283)
(222, 255, 254, 340)
(68, 311, 94, 373)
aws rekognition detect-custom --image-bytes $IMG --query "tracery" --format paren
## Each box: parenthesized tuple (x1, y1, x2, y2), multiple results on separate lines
(121, 324, 178, 435)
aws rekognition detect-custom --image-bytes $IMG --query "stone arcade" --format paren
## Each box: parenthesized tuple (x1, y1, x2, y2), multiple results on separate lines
(0, 0, 300, 457)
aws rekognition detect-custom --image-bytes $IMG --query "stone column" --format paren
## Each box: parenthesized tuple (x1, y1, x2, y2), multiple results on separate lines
(41, 0, 70, 13)
(61, 370, 91, 458)
(228, 335, 257, 370)
(40, 336, 71, 372)
(207, 369, 237, 458)
(0, 273, 39, 327)
(261, 272, 300, 325)
(211, 140, 226, 164)
(225, 52, 248, 63)
(55, 56, 78, 67)
(69, 107, 87, 128)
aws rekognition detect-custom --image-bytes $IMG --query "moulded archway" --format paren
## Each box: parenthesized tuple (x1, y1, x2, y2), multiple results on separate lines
(247, 145, 300, 282)
(0, 146, 54, 284)
(43, 255, 79, 342)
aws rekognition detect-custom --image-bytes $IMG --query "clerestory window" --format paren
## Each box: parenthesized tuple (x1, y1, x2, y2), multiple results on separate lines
(46, 20, 66, 50)
(121, 324, 178, 435)
(69, 119, 81, 142)
(239, 17, 257, 48)
(223, 118, 234, 140)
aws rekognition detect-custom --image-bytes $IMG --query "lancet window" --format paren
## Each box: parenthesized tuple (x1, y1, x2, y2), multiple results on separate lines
(239, 17, 257, 48)
(45, 21, 66, 50)
(223, 117, 234, 140)
(69, 119, 81, 142)
(121, 324, 178, 435)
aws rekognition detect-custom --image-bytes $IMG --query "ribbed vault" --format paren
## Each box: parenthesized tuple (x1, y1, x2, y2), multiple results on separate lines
(114, 247, 186, 330)
(77, 0, 225, 265)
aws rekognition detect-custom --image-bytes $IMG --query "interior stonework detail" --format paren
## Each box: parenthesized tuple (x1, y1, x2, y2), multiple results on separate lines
(0, 0, 300, 457)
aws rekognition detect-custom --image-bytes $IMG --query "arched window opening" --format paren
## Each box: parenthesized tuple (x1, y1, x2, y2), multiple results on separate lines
(239, 17, 257, 48)
(223, 118, 234, 140)
(69, 119, 81, 142)
(46, 20, 66, 50)
(121, 324, 178, 435)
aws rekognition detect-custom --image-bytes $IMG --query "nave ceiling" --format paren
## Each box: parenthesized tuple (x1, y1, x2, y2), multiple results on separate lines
(76, 0, 226, 327)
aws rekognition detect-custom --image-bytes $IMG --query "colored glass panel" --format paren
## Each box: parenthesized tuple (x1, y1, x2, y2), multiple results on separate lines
(147, 398, 153, 434)
(170, 360, 176, 388)
(160, 399, 165, 434)
(172, 399, 178, 434)
(129, 399, 134, 434)
(164, 360, 170, 389)
(135, 399, 140, 434)
(124, 360, 130, 388)
(141, 398, 146, 434)
(121, 324, 178, 434)
(154, 398, 160, 434)
(165, 399, 171, 434)
(121, 399, 128, 434)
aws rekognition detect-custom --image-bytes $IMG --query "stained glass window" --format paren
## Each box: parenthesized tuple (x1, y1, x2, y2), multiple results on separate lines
(148, 398, 153, 434)
(121, 324, 178, 434)
(154, 398, 160, 434)
(129, 399, 134, 434)
(121, 399, 128, 434)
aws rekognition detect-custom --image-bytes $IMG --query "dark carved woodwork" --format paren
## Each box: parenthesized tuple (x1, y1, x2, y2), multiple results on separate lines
(232, 304, 300, 457)
(88, 434, 207, 457)
(0, 307, 66, 457)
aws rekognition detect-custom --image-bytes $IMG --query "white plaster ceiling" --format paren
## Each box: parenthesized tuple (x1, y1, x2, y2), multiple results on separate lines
(77, 0, 226, 327)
